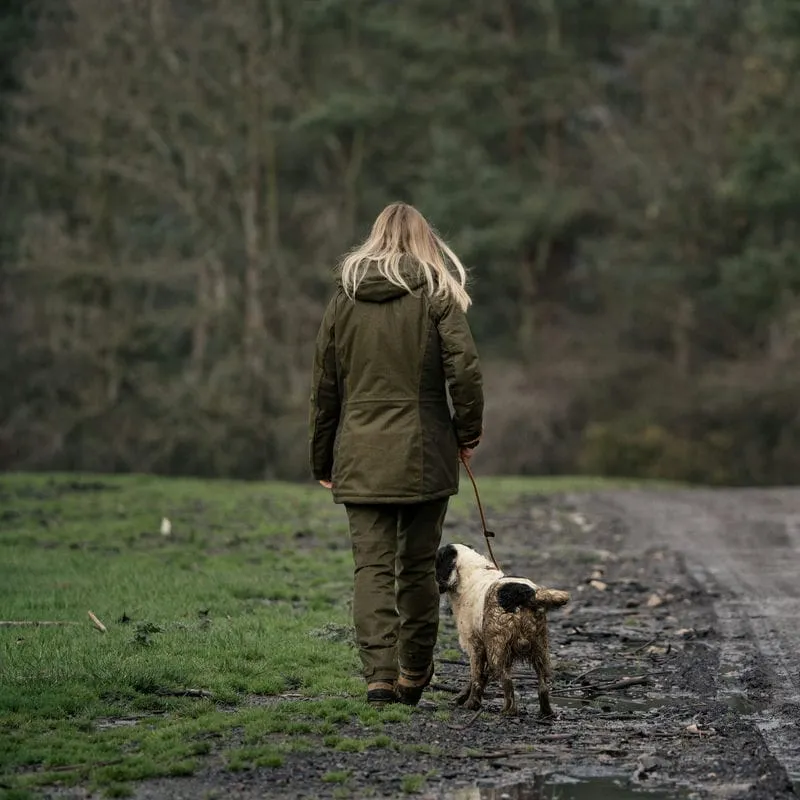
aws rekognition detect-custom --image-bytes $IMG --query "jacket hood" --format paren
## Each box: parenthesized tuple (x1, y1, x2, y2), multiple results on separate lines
(338, 258, 429, 303)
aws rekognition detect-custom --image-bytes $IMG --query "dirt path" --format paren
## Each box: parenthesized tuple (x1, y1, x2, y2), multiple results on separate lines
(69, 487, 800, 800)
(585, 487, 800, 786)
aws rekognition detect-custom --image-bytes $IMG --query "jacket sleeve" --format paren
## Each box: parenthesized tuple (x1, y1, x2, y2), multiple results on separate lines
(435, 297, 484, 447)
(309, 294, 341, 480)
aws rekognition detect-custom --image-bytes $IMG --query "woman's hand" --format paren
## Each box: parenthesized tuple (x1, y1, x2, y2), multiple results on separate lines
(319, 479, 333, 489)
(459, 447, 475, 464)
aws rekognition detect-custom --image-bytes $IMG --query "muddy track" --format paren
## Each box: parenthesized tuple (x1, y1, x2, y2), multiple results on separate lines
(584, 488, 800, 789)
(51, 488, 800, 800)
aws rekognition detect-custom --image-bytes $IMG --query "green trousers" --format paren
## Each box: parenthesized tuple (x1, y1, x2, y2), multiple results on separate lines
(345, 499, 449, 684)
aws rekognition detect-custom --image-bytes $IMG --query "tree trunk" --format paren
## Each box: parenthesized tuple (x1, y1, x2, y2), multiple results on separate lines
(672, 296, 694, 376)
(191, 263, 210, 376)
(241, 29, 265, 379)
(518, 0, 561, 362)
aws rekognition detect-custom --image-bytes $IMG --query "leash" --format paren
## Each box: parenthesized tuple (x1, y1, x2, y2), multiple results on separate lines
(460, 454, 501, 570)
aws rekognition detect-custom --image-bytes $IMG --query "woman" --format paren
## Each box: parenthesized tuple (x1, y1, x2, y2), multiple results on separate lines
(309, 202, 484, 707)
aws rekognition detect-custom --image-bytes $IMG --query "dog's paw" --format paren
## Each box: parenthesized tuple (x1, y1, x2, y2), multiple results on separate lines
(462, 696, 482, 711)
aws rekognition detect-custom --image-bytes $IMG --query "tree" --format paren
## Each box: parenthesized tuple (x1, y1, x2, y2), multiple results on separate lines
(4, 0, 800, 485)
(2, 0, 376, 475)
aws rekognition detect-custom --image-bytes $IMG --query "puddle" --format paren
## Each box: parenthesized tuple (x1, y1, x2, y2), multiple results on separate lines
(574, 666, 642, 681)
(555, 695, 668, 714)
(446, 774, 688, 800)
(720, 690, 770, 715)
(551, 666, 671, 715)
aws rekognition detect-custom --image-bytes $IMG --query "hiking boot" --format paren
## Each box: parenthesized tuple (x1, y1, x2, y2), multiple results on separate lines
(366, 680, 397, 708)
(395, 663, 434, 706)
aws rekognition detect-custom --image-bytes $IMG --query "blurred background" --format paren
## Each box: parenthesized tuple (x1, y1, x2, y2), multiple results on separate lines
(1, 0, 799, 486)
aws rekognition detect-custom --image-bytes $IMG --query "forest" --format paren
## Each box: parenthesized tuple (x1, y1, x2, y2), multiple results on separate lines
(2, 0, 800, 486)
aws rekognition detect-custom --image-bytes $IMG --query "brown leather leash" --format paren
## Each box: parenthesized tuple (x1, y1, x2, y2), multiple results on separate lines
(460, 454, 501, 570)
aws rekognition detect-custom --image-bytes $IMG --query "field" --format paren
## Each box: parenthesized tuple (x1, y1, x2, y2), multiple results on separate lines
(0, 472, 796, 800)
(0, 472, 616, 798)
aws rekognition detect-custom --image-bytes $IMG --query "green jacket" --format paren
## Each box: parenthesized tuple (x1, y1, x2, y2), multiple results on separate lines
(309, 261, 484, 504)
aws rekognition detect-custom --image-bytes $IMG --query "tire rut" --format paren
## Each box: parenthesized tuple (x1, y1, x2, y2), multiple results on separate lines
(584, 487, 800, 784)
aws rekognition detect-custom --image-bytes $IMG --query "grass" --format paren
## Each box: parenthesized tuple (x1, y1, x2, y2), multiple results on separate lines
(0, 470, 646, 796)
(401, 773, 427, 794)
(322, 770, 350, 783)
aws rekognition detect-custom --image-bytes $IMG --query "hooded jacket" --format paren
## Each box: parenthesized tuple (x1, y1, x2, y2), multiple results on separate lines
(308, 259, 484, 504)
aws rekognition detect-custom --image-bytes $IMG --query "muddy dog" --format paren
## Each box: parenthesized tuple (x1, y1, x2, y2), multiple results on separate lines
(435, 543, 570, 717)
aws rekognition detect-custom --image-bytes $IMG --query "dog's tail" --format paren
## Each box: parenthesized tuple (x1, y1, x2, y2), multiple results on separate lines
(533, 588, 570, 609)
(497, 581, 570, 613)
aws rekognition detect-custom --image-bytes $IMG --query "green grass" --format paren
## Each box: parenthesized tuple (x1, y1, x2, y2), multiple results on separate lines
(0, 470, 648, 794)
(322, 770, 350, 783)
(401, 773, 427, 794)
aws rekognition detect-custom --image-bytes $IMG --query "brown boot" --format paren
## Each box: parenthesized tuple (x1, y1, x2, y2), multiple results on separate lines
(396, 663, 434, 706)
(366, 680, 398, 708)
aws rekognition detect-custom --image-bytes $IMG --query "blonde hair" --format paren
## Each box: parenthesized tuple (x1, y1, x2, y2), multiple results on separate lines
(338, 202, 472, 311)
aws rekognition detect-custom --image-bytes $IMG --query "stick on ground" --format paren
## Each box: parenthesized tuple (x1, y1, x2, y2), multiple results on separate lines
(88, 611, 107, 633)
(49, 758, 125, 773)
(447, 709, 483, 730)
(451, 747, 549, 759)
(554, 674, 653, 698)
(155, 688, 214, 698)
(430, 682, 460, 694)
(0, 621, 78, 627)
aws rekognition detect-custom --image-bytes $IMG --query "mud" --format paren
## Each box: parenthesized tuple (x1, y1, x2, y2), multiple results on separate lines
(49, 488, 800, 800)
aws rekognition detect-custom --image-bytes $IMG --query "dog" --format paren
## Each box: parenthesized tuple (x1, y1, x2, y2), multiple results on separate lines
(435, 543, 570, 717)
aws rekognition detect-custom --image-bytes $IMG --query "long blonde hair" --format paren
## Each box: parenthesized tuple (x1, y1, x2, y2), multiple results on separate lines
(338, 202, 472, 311)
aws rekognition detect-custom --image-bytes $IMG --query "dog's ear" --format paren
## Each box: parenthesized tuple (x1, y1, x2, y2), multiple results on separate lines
(435, 544, 458, 593)
(497, 582, 536, 613)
